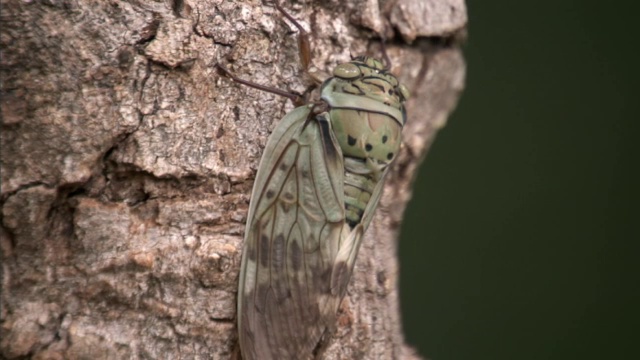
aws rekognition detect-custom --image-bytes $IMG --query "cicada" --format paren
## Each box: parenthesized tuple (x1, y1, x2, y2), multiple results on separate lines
(221, 2, 410, 359)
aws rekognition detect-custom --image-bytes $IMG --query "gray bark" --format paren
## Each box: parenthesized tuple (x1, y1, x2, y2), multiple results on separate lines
(0, 0, 466, 359)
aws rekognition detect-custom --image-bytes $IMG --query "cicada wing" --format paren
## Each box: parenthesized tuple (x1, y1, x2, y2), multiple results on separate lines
(238, 107, 349, 360)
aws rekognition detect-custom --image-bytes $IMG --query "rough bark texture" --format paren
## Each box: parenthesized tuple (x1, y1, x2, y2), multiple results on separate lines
(0, 0, 466, 359)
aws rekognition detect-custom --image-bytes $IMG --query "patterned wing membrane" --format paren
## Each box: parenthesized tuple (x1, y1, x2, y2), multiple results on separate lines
(239, 106, 356, 360)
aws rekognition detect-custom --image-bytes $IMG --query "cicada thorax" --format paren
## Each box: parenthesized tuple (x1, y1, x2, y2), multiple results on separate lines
(320, 56, 410, 227)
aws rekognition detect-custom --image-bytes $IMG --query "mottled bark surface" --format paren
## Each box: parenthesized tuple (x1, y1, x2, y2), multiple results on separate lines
(0, 0, 466, 359)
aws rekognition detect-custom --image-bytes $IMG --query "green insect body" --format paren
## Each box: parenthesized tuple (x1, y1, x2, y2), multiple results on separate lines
(237, 56, 409, 359)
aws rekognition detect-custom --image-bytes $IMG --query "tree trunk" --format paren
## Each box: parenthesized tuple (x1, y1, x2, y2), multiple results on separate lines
(0, 0, 466, 358)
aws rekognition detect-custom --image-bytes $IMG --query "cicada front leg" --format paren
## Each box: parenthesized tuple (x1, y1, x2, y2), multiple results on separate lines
(215, 64, 303, 105)
(271, 1, 311, 72)
(216, 1, 329, 103)
(271, 1, 332, 85)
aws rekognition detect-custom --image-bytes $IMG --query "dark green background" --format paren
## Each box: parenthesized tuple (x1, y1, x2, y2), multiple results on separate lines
(399, 1, 638, 359)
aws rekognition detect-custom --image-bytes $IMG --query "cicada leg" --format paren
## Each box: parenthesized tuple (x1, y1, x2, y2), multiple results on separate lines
(272, 1, 311, 71)
(217, 1, 328, 106)
(272, 1, 330, 85)
(216, 64, 304, 105)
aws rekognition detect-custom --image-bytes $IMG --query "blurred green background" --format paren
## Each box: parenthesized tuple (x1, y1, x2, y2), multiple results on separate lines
(399, 1, 638, 359)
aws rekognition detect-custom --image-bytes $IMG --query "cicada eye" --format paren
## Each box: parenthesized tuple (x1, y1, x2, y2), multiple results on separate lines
(333, 63, 362, 79)
(398, 83, 410, 100)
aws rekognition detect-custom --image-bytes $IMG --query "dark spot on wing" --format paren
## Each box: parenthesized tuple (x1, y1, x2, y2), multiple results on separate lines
(273, 234, 285, 270)
(347, 219, 359, 229)
(365, 143, 373, 152)
(387, 152, 393, 160)
(255, 283, 270, 313)
(266, 190, 275, 199)
(248, 237, 257, 261)
(279, 162, 288, 171)
(320, 267, 332, 293)
(347, 135, 356, 146)
(382, 135, 388, 143)
(301, 170, 310, 178)
(282, 192, 294, 201)
(387, 88, 393, 95)
(260, 234, 269, 266)
(290, 240, 302, 271)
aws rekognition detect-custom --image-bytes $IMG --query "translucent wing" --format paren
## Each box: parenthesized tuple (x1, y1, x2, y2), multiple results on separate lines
(239, 106, 347, 359)
(238, 105, 394, 359)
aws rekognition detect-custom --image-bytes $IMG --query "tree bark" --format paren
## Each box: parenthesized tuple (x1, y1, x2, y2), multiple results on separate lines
(0, 0, 466, 359)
